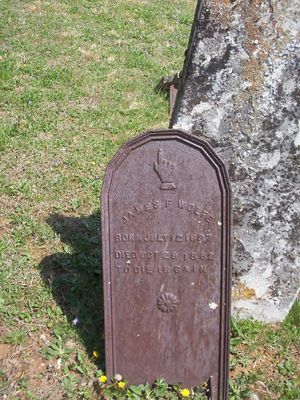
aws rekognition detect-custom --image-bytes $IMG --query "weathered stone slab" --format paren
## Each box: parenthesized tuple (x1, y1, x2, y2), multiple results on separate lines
(101, 129, 231, 397)
(171, 0, 300, 322)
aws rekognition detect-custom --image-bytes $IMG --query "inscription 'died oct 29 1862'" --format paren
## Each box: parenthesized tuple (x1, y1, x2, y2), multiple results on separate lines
(101, 129, 231, 399)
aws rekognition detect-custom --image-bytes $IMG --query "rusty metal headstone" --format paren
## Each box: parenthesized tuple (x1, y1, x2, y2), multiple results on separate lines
(101, 129, 231, 398)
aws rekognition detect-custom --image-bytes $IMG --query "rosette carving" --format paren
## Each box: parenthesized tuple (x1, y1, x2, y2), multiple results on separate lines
(157, 292, 179, 313)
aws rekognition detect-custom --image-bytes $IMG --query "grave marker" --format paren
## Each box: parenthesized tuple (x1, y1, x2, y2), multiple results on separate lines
(101, 129, 231, 398)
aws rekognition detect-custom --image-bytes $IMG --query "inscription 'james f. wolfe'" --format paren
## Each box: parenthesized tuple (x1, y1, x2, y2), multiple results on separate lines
(122, 199, 215, 224)
(101, 130, 231, 399)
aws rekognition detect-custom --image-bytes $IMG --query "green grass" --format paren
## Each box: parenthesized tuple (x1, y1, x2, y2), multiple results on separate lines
(229, 303, 300, 399)
(0, 0, 299, 399)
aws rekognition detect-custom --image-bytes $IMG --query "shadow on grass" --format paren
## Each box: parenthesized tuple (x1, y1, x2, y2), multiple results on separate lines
(39, 212, 104, 368)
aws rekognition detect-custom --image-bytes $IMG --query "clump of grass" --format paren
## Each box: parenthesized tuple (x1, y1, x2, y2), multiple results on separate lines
(95, 376, 208, 400)
(230, 301, 300, 399)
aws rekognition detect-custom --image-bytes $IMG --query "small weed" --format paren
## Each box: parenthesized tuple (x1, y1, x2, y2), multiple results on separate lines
(62, 374, 81, 397)
(73, 350, 93, 377)
(4, 328, 27, 345)
(16, 378, 37, 400)
(229, 377, 252, 400)
(41, 330, 73, 360)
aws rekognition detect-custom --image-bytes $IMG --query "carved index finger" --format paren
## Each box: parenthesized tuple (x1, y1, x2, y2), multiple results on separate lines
(157, 149, 163, 165)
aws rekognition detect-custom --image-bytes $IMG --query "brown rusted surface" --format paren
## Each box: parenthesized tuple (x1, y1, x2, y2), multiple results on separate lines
(101, 129, 231, 397)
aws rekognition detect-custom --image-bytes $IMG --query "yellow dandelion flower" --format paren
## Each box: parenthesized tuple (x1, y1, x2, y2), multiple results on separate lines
(93, 350, 100, 358)
(180, 388, 191, 398)
(99, 375, 107, 383)
(117, 381, 126, 389)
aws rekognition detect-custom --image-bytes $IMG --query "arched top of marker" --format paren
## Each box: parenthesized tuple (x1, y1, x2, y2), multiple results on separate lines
(102, 129, 231, 196)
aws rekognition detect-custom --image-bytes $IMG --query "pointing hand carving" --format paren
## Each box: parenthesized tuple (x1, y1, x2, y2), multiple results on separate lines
(153, 149, 176, 190)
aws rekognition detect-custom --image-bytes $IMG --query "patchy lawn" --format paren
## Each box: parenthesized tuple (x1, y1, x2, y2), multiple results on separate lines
(0, 0, 299, 399)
